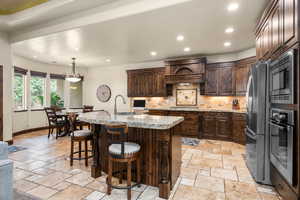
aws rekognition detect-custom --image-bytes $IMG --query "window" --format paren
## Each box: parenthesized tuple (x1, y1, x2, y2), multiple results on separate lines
(69, 81, 83, 108)
(14, 73, 26, 110)
(50, 78, 65, 107)
(30, 75, 46, 109)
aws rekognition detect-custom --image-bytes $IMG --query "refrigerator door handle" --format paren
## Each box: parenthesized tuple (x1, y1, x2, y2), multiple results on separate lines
(246, 127, 257, 140)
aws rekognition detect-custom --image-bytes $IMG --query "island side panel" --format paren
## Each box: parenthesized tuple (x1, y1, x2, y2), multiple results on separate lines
(91, 124, 102, 178)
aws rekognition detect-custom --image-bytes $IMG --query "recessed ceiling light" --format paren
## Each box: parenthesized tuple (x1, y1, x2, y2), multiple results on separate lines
(225, 27, 234, 33)
(184, 47, 191, 52)
(106, 59, 111, 62)
(177, 35, 184, 41)
(33, 55, 37, 59)
(150, 51, 157, 56)
(75, 47, 79, 51)
(228, 3, 239, 11)
(224, 42, 232, 47)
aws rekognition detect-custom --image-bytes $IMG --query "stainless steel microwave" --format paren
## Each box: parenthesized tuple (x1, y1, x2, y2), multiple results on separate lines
(269, 50, 295, 104)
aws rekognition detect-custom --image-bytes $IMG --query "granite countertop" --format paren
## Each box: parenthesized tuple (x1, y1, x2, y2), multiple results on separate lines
(147, 107, 247, 114)
(78, 112, 184, 130)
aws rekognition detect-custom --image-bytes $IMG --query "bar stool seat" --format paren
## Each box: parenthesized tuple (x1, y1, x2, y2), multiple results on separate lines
(73, 130, 92, 137)
(109, 142, 140, 156)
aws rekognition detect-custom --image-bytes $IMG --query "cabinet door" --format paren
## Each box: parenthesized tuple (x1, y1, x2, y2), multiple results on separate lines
(202, 113, 216, 138)
(232, 113, 246, 144)
(235, 66, 249, 96)
(271, 4, 282, 52)
(262, 21, 271, 57)
(127, 68, 167, 97)
(282, 0, 296, 45)
(168, 111, 184, 136)
(216, 113, 232, 140)
(218, 67, 234, 96)
(205, 68, 218, 95)
(256, 36, 262, 60)
(154, 69, 166, 97)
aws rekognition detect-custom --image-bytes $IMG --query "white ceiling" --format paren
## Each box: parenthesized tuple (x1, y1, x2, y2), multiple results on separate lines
(10, 0, 268, 67)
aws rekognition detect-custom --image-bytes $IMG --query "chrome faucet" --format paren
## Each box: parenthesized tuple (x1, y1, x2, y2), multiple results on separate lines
(114, 94, 126, 115)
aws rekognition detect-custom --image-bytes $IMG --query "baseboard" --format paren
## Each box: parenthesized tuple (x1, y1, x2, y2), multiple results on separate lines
(13, 126, 49, 136)
(5, 140, 13, 145)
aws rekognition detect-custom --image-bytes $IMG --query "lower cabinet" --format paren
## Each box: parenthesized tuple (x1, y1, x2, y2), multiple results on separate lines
(216, 113, 233, 140)
(148, 109, 246, 143)
(232, 113, 246, 144)
(201, 112, 233, 141)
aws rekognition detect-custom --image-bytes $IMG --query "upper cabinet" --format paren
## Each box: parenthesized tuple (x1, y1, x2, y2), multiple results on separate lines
(164, 57, 206, 84)
(127, 67, 167, 97)
(204, 62, 235, 96)
(256, 0, 298, 60)
(235, 57, 257, 96)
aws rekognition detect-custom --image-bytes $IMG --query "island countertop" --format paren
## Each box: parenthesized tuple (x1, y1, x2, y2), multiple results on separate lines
(78, 111, 184, 130)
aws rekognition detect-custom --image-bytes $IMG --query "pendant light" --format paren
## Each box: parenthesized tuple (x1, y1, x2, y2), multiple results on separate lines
(66, 57, 81, 83)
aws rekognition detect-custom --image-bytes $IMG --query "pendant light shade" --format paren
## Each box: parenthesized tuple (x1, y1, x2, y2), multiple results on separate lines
(66, 58, 81, 83)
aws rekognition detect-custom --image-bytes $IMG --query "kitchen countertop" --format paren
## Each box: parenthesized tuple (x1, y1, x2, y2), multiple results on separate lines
(78, 111, 184, 130)
(147, 107, 247, 113)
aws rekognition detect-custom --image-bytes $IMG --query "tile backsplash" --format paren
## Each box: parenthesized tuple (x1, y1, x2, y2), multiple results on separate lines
(132, 83, 246, 110)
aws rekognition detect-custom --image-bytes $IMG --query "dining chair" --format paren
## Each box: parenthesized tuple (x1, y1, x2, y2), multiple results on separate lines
(44, 107, 66, 139)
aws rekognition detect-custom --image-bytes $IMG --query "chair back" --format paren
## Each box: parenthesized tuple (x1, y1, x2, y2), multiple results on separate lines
(105, 122, 128, 156)
(83, 105, 94, 113)
(68, 113, 77, 135)
(44, 107, 59, 126)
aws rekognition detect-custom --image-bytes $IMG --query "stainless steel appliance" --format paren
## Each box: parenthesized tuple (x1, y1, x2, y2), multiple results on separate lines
(245, 62, 271, 185)
(269, 108, 294, 185)
(269, 50, 295, 104)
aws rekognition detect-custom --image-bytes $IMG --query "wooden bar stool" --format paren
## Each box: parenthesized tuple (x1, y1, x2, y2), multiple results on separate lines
(105, 122, 141, 200)
(69, 113, 93, 166)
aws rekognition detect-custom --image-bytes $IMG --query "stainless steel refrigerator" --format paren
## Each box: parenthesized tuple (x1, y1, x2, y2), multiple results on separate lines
(245, 62, 271, 185)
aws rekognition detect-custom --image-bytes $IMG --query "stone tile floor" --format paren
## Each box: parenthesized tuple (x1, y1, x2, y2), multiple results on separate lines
(10, 130, 281, 200)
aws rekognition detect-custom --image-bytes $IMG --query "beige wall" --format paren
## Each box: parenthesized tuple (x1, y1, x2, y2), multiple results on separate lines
(0, 32, 13, 141)
(12, 55, 88, 133)
(83, 48, 255, 113)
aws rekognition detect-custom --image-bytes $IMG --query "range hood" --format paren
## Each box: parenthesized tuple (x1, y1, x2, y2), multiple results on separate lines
(164, 57, 206, 84)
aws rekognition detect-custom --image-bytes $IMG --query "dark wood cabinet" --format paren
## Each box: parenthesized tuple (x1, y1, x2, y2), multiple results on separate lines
(149, 109, 246, 142)
(218, 66, 234, 96)
(205, 63, 235, 96)
(204, 67, 218, 96)
(235, 57, 256, 96)
(232, 113, 246, 144)
(149, 110, 199, 138)
(127, 67, 167, 97)
(216, 113, 233, 140)
(256, 0, 298, 60)
(201, 112, 217, 138)
(201, 112, 233, 140)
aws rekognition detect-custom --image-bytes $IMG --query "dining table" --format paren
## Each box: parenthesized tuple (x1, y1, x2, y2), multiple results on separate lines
(56, 109, 83, 137)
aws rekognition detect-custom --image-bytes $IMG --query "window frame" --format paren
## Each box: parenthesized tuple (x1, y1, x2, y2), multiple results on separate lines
(50, 78, 65, 107)
(30, 75, 46, 110)
(13, 72, 27, 111)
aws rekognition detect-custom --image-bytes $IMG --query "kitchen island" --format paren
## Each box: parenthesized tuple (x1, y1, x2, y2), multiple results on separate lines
(78, 112, 184, 199)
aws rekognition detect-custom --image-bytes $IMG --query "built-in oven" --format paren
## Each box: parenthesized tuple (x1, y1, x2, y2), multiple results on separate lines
(269, 50, 295, 104)
(269, 108, 294, 185)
